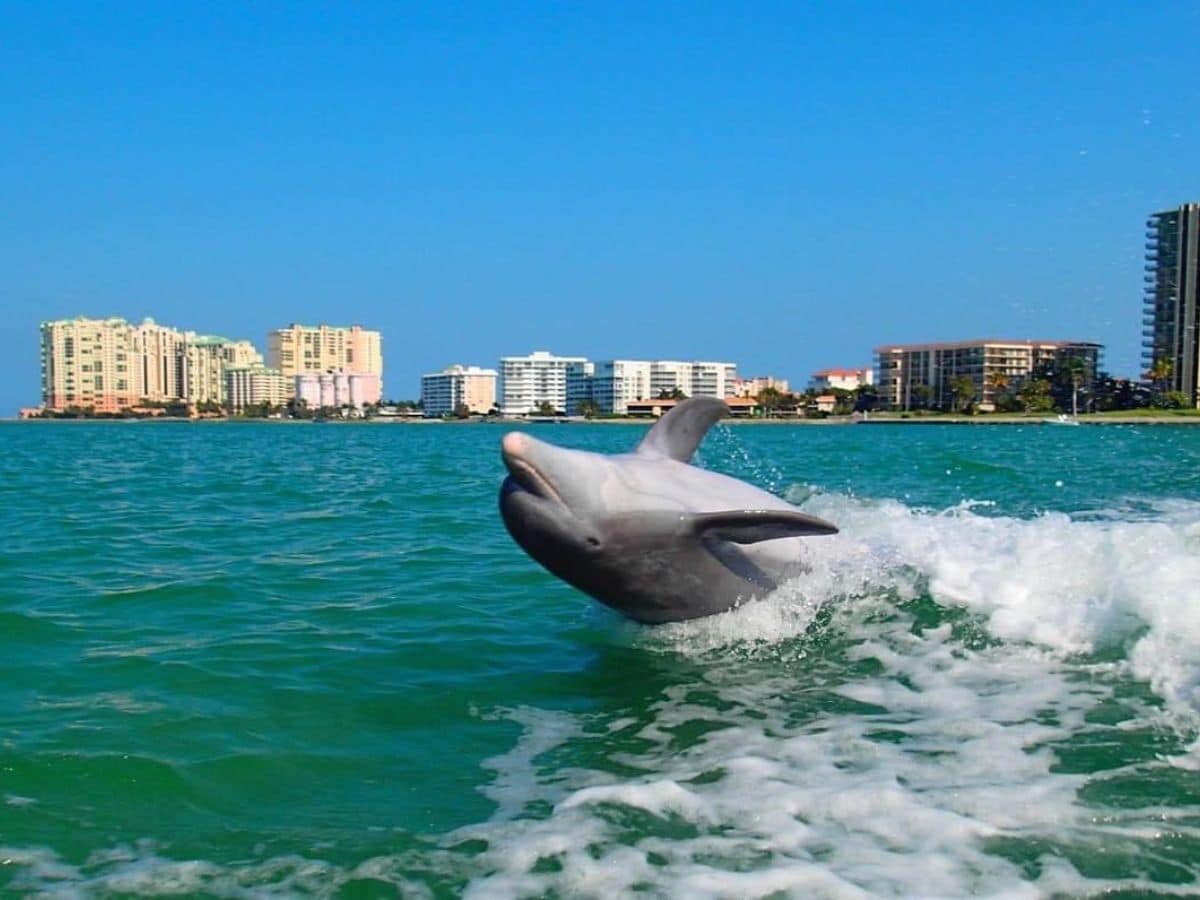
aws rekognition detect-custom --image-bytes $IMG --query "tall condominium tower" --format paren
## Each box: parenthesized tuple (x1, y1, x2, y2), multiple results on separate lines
(41, 317, 266, 413)
(498, 350, 588, 416)
(1143, 203, 1200, 405)
(267, 324, 383, 379)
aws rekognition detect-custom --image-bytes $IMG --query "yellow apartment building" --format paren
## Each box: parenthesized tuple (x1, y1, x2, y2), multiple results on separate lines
(267, 324, 382, 379)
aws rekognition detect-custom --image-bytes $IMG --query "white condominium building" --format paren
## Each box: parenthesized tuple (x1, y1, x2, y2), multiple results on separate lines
(296, 372, 383, 411)
(225, 365, 294, 413)
(268, 323, 383, 379)
(133, 318, 187, 403)
(586, 360, 652, 415)
(563, 358, 740, 415)
(499, 350, 588, 416)
(181, 335, 263, 406)
(421, 365, 498, 417)
(649, 361, 738, 400)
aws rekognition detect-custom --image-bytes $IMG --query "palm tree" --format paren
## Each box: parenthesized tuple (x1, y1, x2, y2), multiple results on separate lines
(1147, 357, 1174, 392)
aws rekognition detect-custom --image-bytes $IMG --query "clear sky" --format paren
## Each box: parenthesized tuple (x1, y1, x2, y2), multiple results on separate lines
(3, 1, 1198, 411)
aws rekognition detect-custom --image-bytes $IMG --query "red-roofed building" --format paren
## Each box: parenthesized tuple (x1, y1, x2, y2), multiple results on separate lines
(809, 367, 874, 391)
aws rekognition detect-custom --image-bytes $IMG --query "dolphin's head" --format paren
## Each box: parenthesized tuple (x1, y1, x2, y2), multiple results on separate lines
(498, 431, 609, 574)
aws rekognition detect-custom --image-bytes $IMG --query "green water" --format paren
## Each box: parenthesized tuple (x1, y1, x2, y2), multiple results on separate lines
(1, 421, 1198, 897)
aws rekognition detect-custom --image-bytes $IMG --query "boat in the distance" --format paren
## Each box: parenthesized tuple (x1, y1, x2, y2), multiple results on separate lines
(1043, 413, 1080, 426)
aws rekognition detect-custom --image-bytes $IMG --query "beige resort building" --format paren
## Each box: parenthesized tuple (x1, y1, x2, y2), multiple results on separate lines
(268, 323, 382, 380)
(41, 316, 261, 413)
(421, 365, 497, 416)
(874, 339, 1103, 411)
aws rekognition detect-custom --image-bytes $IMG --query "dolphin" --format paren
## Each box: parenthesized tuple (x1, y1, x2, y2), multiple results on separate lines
(498, 397, 838, 624)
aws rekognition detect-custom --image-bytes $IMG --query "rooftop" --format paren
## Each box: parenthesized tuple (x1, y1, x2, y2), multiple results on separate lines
(874, 339, 1103, 354)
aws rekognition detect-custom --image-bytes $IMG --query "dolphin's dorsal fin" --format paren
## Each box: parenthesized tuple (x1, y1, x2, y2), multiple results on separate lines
(690, 508, 839, 543)
(636, 397, 729, 462)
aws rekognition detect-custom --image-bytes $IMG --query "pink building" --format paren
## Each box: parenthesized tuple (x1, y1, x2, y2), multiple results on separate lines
(295, 372, 382, 410)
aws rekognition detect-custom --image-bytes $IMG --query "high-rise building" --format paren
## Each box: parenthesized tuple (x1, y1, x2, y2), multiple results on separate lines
(874, 339, 1103, 411)
(267, 324, 383, 380)
(498, 351, 589, 416)
(586, 360, 652, 415)
(420, 365, 498, 416)
(132, 318, 186, 404)
(181, 335, 262, 407)
(40, 317, 141, 413)
(40, 316, 213, 412)
(1143, 202, 1200, 405)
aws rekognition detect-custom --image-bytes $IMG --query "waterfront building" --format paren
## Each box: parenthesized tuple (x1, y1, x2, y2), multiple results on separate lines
(40, 316, 201, 412)
(40, 316, 141, 413)
(808, 368, 873, 392)
(225, 365, 293, 413)
(498, 350, 589, 416)
(420, 365, 497, 416)
(561, 358, 740, 415)
(1143, 202, 1200, 405)
(132, 318, 187, 404)
(296, 372, 383, 411)
(584, 360, 652, 415)
(268, 324, 383, 380)
(874, 339, 1103, 412)
(648, 361, 738, 401)
(181, 335, 263, 407)
(564, 361, 596, 415)
(733, 376, 791, 398)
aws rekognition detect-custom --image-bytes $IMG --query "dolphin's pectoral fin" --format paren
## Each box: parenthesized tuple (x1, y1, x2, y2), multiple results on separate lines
(700, 536, 779, 592)
(635, 397, 729, 462)
(688, 508, 839, 543)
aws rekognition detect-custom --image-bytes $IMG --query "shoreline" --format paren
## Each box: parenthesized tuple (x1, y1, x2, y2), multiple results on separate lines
(8, 414, 1200, 426)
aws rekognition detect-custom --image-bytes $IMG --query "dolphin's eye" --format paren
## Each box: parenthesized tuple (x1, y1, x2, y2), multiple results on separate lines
(586, 537, 600, 547)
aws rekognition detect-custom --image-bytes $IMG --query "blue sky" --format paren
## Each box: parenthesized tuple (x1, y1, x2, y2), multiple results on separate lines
(3, 2, 1198, 411)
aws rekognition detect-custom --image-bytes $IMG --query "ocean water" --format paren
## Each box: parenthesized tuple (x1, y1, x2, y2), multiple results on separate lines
(2, 420, 1199, 898)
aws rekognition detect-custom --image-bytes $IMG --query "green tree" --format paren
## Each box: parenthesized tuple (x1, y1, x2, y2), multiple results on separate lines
(576, 399, 600, 418)
(756, 387, 784, 417)
(1017, 378, 1053, 413)
(948, 375, 976, 414)
(535, 400, 557, 416)
(656, 387, 687, 401)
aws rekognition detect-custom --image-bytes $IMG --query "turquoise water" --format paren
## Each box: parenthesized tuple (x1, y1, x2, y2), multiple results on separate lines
(2, 421, 1199, 897)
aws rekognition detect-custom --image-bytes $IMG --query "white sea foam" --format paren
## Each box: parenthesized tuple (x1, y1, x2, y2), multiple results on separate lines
(437, 493, 1200, 896)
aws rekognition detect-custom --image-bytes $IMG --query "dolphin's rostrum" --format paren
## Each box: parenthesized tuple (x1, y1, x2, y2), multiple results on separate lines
(498, 397, 838, 624)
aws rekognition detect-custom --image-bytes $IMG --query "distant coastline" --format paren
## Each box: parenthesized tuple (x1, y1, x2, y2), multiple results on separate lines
(8, 412, 1200, 426)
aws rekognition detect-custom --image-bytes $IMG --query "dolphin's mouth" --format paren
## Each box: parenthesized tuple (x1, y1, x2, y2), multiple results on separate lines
(502, 455, 564, 506)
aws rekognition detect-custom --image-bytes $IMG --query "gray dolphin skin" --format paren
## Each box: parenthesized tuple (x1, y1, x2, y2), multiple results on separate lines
(498, 397, 839, 624)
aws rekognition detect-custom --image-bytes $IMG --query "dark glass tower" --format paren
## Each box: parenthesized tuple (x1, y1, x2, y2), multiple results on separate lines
(1143, 203, 1200, 405)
